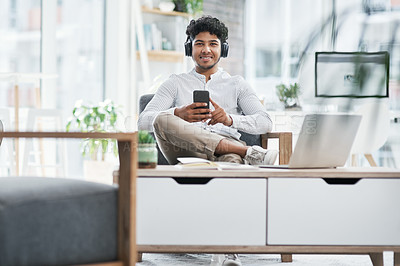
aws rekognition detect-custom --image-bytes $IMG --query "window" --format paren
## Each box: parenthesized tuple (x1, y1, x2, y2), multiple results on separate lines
(0, 0, 41, 109)
(246, 0, 400, 110)
(245, 0, 331, 100)
(54, 0, 105, 117)
(0, 0, 106, 177)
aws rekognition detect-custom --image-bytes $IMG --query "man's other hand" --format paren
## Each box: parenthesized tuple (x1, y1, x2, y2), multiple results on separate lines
(209, 98, 232, 126)
(174, 102, 212, 122)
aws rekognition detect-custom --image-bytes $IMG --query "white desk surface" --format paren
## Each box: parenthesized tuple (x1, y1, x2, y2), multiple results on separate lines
(138, 165, 400, 179)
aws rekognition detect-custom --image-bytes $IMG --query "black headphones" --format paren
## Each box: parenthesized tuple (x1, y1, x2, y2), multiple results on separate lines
(184, 36, 229, 58)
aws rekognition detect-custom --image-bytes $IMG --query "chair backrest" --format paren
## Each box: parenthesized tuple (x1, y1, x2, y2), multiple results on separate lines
(139, 94, 262, 165)
(139, 94, 155, 114)
(351, 101, 390, 154)
(139, 94, 169, 165)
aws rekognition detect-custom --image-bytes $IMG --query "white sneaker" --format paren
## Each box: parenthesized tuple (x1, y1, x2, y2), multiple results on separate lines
(244, 145, 278, 165)
(210, 254, 224, 266)
(222, 254, 242, 266)
(210, 254, 242, 266)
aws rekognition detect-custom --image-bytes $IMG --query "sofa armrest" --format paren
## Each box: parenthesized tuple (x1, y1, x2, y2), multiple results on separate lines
(261, 132, 292, 165)
(0, 131, 137, 266)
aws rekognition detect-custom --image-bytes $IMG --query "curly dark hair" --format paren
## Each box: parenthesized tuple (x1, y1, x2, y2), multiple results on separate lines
(186, 16, 228, 43)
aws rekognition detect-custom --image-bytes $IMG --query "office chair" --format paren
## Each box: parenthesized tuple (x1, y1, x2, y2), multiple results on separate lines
(351, 101, 390, 166)
(139, 94, 293, 165)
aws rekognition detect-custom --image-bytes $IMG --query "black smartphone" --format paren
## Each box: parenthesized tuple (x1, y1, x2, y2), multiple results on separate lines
(193, 90, 210, 114)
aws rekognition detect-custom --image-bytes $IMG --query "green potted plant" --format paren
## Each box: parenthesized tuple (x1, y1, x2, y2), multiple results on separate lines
(138, 130, 158, 168)
(66, 99, 122, 184)
(173, 0, 203, 15)
(275, 83, 301, 109)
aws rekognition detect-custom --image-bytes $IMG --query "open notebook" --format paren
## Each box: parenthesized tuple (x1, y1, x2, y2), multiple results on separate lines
(175, 157, 257, 170)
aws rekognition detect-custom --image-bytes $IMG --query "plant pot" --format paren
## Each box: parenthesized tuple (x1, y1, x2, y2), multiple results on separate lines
(282, 97, 301, 110)
(138, 143, 158, 168)
(173, 0, 187, 12)
(84, 160, 116, 185)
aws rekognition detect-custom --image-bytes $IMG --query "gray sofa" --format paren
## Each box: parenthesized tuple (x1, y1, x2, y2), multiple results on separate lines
(0, 177, 118, 265)
(0, 130, 137, 266)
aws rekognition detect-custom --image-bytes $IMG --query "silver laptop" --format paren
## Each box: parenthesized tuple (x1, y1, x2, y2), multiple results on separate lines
(260, 114, 362, 169)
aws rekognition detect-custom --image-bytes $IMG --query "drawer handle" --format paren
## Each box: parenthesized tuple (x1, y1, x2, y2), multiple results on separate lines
(173, 178, 212, 185)
(323, 178, 361, 185)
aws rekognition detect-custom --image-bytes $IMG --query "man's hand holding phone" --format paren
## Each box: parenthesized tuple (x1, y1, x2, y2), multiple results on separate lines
(174, 90, 231, 126)
(174, 90, 211, 122)
(174, 102, 211, 122)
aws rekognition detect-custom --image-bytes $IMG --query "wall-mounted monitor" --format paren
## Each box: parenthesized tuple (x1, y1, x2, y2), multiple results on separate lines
(315, 51, 389, 98)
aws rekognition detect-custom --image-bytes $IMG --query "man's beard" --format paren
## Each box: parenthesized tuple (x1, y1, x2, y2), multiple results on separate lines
(197, 56, 221, 70)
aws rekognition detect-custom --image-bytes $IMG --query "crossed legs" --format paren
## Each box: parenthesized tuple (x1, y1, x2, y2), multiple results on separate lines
(153, 112, 246, 164)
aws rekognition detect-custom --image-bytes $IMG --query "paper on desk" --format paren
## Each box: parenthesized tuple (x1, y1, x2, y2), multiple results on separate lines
(216, 162, 259, 170)
(176, 157, 259, 170)
(177, 157, 211, 164)
(176, 157, 219, 170)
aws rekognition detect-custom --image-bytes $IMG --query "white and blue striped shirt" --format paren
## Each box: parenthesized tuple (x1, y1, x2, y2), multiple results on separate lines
(138, 68, 273, 139)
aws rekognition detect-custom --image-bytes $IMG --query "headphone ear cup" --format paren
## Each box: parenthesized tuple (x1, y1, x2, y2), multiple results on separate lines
(221, 42, 229, 58)
(184, 40, 192, 57)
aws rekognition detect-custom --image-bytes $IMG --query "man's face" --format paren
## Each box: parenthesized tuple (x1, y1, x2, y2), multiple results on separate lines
(192, 32, 221, 72)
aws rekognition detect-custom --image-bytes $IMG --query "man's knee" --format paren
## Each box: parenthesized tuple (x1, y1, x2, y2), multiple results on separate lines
(153, 112, 169, 131)
(154, 112, 180, 136)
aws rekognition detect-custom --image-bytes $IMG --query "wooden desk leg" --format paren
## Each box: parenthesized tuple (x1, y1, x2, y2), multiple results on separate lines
(365, 154, 378, 167)
(14, 84, 19, 175)
(352, 154, 358, 166)
(369, 253, 384, 266)
(262, 132, 292, 165)
(278, 133, 292, 165)
(35, 87, 46, 176)
(281, 254, 292, 262)
(118, 139, 137, 266)
(137, 252, 143, 262)
(395, 252, 400, 266)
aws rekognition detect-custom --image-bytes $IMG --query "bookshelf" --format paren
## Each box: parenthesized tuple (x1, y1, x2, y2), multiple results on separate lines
(141, 6, 191, 18)
(134, 2, 191, 99)
(139, 6, 190, 61)
(136, 50, 184, 63)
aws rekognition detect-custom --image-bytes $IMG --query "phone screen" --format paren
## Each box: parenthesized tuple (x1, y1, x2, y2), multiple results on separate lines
(193, 90, 210, 114)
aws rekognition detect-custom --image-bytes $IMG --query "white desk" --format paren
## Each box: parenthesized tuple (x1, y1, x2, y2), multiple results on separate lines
(137, 166, 400, 266)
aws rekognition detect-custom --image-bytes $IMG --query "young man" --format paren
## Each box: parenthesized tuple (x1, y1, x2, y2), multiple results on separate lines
(138, 16, 277, 166)
(138, 15, 276, 266)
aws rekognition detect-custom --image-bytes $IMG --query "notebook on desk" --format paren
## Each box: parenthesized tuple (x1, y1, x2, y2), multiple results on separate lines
(260, 114, 362, 169)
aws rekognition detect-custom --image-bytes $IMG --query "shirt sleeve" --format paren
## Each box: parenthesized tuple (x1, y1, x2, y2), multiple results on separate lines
(137, 78, 177, 132)
(230, 78, 273, 134)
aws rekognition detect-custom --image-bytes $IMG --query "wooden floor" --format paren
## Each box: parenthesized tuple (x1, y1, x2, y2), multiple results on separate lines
(137, 252, 396, 266)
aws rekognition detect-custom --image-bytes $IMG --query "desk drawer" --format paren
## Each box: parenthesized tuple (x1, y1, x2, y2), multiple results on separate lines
(267, 178, 400, 245)
(137, 177, 266, 245)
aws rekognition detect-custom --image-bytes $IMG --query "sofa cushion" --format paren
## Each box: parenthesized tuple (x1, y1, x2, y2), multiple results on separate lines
(0, 177, 118, 266)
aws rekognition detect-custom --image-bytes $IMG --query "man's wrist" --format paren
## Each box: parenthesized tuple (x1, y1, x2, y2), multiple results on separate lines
(225, 115, 233, 126)
(174, 107, 180, 118)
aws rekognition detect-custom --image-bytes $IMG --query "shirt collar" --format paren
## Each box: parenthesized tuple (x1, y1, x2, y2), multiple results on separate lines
(190, 67, 223, 82)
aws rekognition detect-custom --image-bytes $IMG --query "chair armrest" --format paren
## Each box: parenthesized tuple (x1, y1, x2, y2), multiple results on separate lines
(261, 132, 292, 165)
(0, 131, 137, 265)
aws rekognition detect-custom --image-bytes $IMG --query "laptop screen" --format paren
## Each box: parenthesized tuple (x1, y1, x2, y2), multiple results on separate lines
(315, 51, 389, 98)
